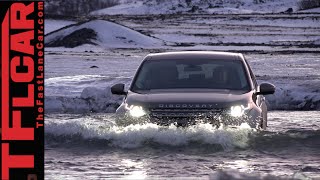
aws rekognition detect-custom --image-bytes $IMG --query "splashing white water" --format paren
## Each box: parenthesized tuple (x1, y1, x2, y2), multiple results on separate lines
(46, 117, 254, 149)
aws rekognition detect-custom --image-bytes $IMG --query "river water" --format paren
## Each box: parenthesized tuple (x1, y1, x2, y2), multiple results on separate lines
(45, 111, 320, 179)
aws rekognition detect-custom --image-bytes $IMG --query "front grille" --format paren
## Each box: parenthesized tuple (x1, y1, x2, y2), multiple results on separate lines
(149, 108, 224, 126)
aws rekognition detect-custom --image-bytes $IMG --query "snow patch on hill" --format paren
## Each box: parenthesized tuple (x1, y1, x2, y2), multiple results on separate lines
(45, 19, 76, 34)
(45, 20, 164, 49)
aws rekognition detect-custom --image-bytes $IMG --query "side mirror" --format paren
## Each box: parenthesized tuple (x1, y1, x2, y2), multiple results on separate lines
(111, 83, 127, 95)
(257, 83, 275, 95)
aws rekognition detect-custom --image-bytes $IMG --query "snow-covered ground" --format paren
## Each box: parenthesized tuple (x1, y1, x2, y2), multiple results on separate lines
(46, 13, 320, 52)
(90, 0, 315, 15)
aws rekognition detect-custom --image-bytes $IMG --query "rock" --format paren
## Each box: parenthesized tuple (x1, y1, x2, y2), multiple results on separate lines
(285, 8, 293, 13)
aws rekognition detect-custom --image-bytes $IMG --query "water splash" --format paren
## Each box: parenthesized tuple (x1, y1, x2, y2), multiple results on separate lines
(46, 119, 254, 149)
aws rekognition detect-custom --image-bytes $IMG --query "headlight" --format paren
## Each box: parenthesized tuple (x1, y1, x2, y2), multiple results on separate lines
(125, 104, 146, 118)
(230, 103, 252, 117)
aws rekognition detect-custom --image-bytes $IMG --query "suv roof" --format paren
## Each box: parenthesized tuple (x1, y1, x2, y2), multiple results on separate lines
(146, 51, 242, 61)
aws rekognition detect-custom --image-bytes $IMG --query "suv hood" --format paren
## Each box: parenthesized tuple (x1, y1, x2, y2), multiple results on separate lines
(126, 90, 253, 109)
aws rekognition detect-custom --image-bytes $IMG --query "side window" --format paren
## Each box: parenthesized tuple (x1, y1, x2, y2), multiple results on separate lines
(243, 57, 258, 88)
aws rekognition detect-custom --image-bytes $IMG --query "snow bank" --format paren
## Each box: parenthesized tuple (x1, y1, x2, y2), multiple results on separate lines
(45, 87, 123, 113)
(45, 85, 320, 113)
(266, 86, 320, 110)
(91, 0, 299, 15)
(45, 20, 164, 48)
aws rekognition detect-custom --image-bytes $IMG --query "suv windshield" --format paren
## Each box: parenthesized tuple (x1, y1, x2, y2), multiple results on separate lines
(131, 59, 251, 92)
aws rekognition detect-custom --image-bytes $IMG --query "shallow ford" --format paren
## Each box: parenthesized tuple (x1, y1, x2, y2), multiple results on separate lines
(111, 51, 275, 129)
